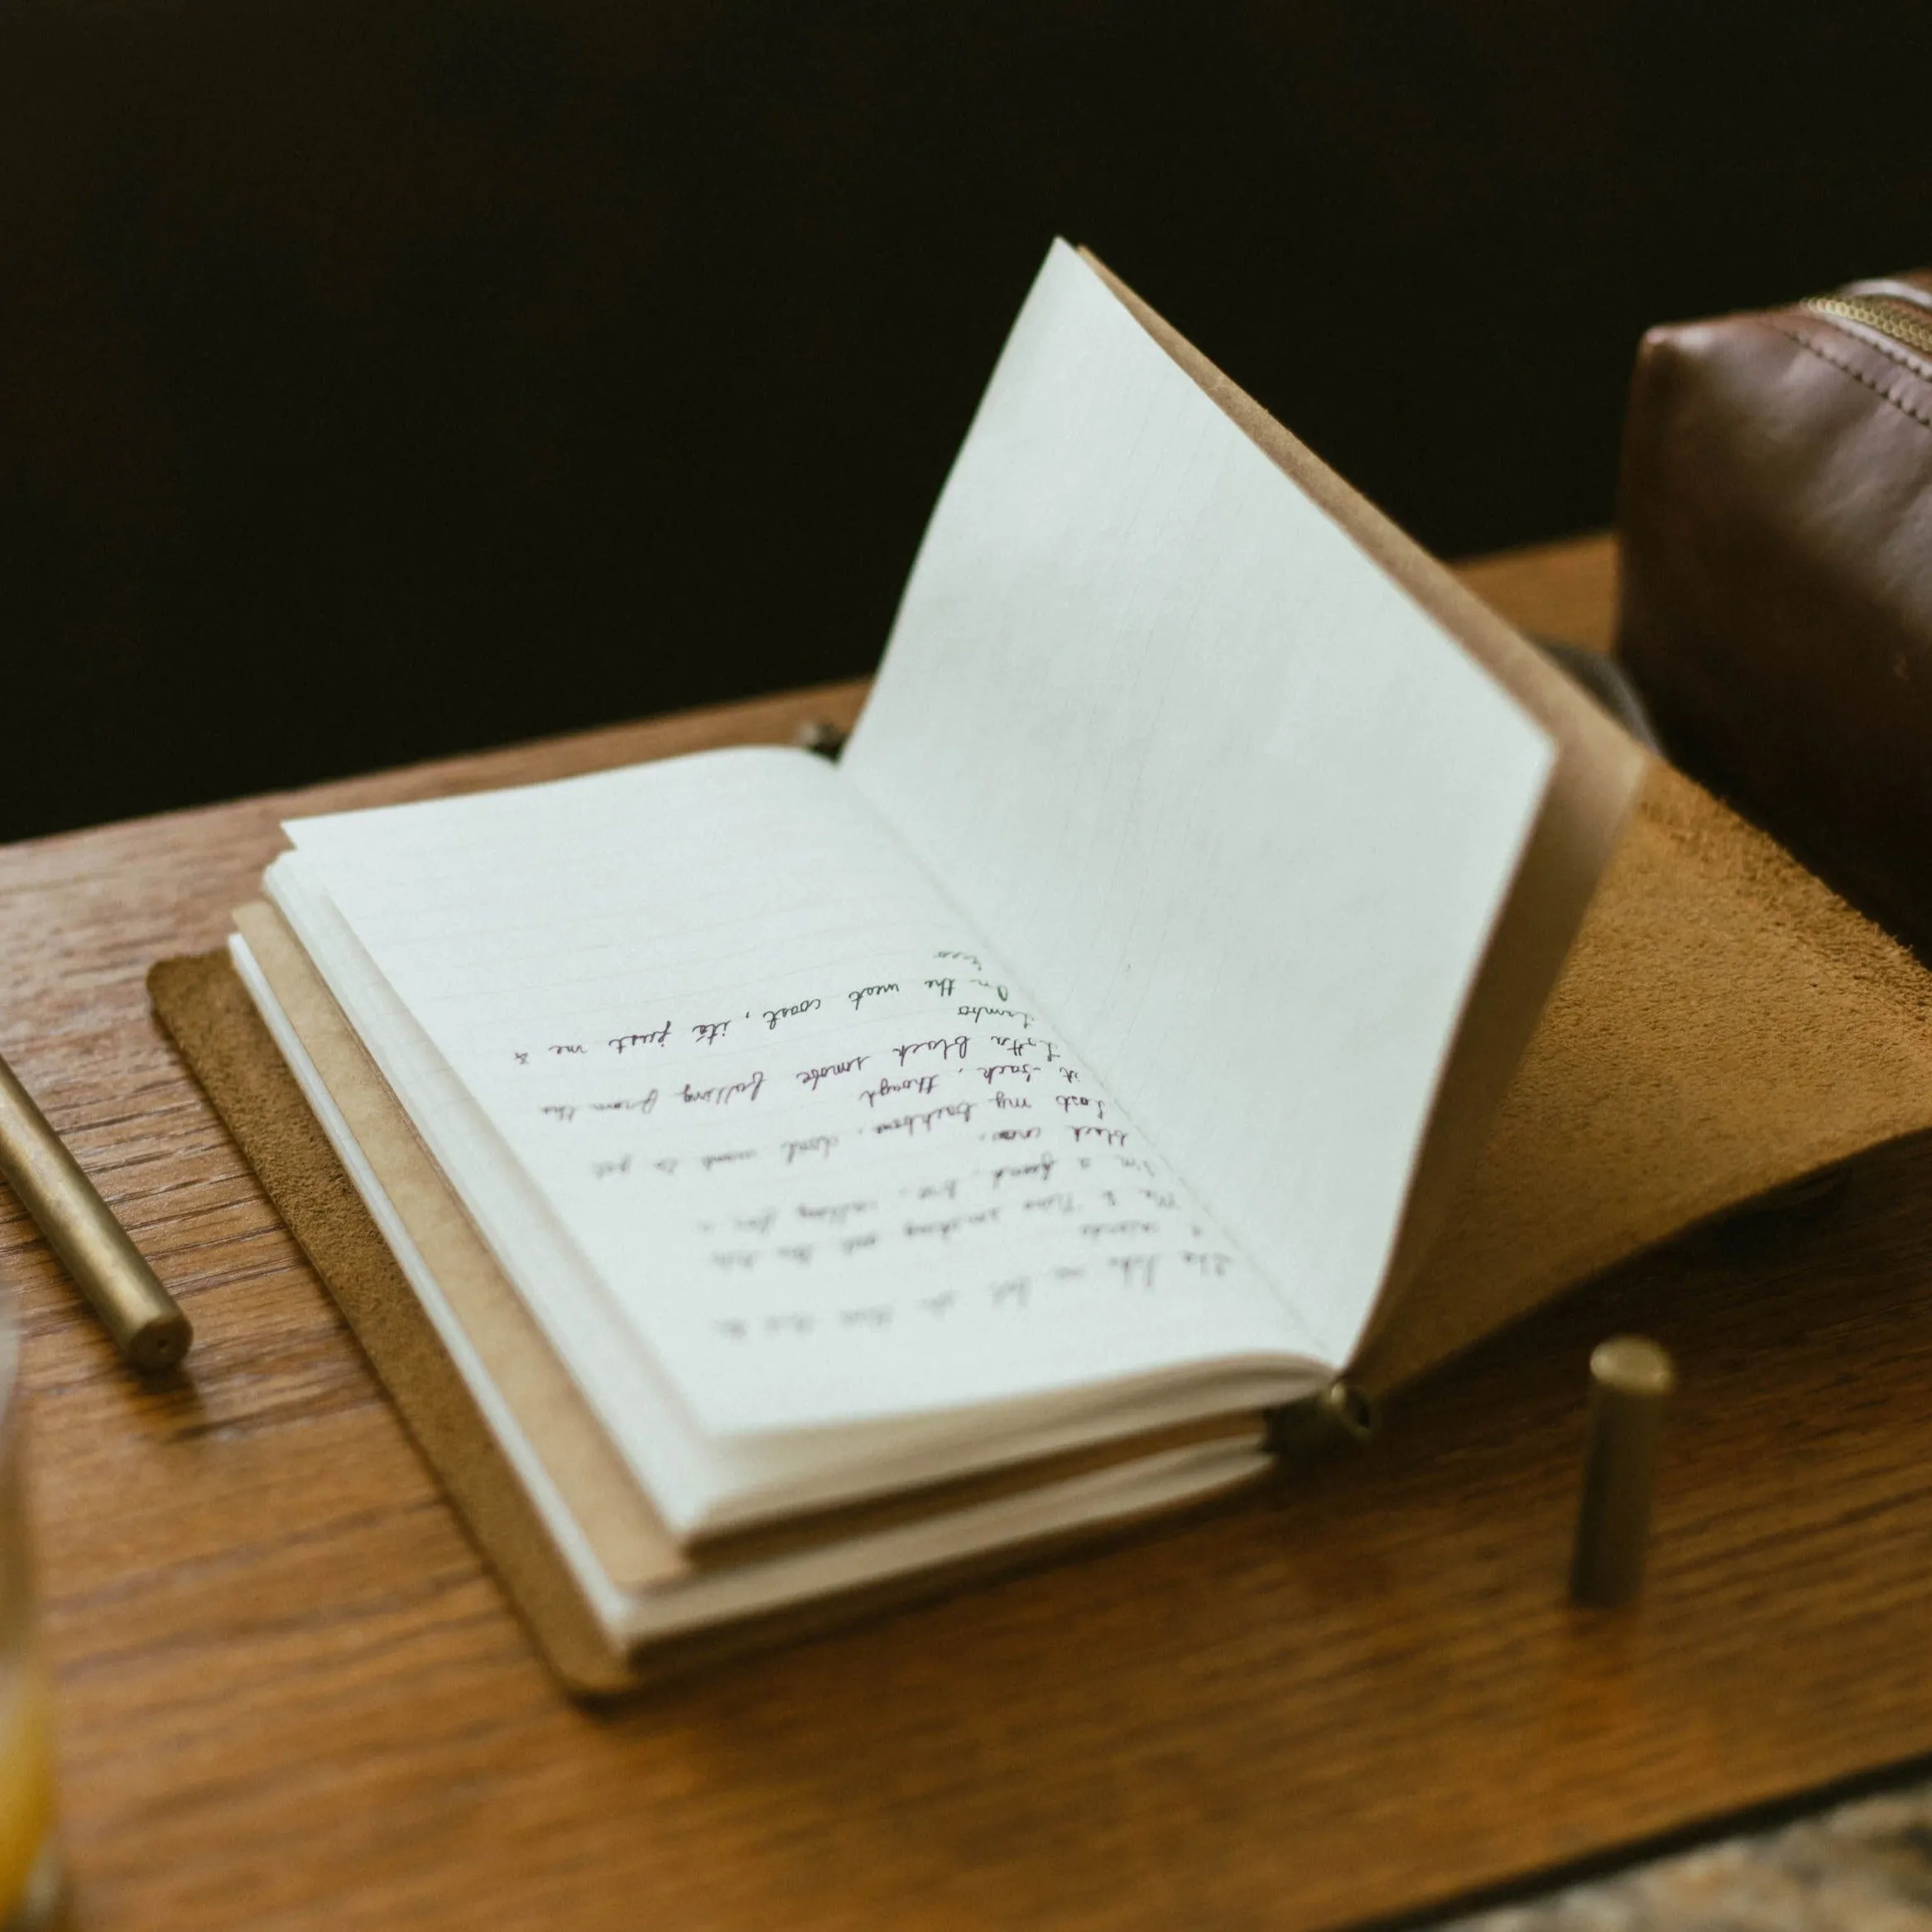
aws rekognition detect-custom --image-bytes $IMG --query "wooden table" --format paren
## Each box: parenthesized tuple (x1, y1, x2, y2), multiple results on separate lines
(7, 532, 1913, 1931)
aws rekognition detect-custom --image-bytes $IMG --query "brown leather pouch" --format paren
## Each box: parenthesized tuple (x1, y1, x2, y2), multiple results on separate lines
(1615, 272, 1932, 959)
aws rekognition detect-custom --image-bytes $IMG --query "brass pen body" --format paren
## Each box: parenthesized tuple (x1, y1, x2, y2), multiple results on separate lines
(0, 1051, 191, 1372)
(1569, 1335, 1673, 1606)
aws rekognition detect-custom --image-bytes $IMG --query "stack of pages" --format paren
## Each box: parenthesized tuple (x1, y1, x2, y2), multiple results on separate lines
(219, 242, 1654, 1680)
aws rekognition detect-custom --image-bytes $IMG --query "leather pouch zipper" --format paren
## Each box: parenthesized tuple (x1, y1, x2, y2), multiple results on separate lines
(1800, 289, 1932, 362)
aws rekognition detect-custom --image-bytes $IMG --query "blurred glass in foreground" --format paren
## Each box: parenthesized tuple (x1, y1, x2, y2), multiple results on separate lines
(0, 1306, 58, 1930)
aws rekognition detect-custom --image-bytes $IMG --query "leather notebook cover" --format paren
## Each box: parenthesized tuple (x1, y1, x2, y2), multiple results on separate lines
(1358, 757, 1932, 1385)
(149, 755, 1932, 1697)
(150, 919, 1265, 1693)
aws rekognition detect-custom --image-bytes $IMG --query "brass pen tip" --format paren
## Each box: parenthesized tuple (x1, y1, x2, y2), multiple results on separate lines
(127, 1312, 193, 1376)
(1589, 1334, 1675, 1400)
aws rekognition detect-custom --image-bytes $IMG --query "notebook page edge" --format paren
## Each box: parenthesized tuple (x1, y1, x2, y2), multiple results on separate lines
(227, 929, 648, 1637)
(232, 905, 688, 1594)
(231, 925, 1276, 1652)
(260, 849, 732, 1535)
(262, 847, 1318, 1533)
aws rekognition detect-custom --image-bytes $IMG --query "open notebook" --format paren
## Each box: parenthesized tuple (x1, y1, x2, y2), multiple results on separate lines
(186, 240, 1686, 1680)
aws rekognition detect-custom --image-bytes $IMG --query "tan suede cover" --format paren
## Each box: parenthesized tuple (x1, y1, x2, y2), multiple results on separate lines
(1356, 761, 1932, 1387)
(148, 758, 1932, 1690)
(147, 944, 637, 1694)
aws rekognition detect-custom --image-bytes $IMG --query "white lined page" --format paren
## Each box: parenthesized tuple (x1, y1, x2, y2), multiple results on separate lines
(286, 747, 1319, 1437)
(843, 242, 1555, 1365)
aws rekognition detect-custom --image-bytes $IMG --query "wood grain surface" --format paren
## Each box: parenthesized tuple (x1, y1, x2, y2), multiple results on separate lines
(9, 536, 1932, 1932)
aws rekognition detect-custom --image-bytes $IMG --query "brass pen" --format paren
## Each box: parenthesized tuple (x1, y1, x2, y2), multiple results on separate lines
(0, 1048, 192, 1372)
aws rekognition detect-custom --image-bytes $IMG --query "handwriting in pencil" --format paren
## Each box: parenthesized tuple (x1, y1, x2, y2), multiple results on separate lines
(989, 1156, 1055, 1187)
(862, 1074, 938, 1108)
(680, 1073, 766, 1108)
(499, 936, 1255, 1358)
(796, 1057, 867, 1092)
(991, 1035, 1060, 1064)
(699, 1243, 1258, 1343)
(894, 1036, 970, 1065)
(873, 1102, 974, 1138)
(795, 1198, 876, 1227)
(762, 999, 821, 1031)
(610, 1023, 671, 1054)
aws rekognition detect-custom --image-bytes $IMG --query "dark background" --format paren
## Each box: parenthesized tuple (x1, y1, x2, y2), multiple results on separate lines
(2, 0, 1928, 842)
